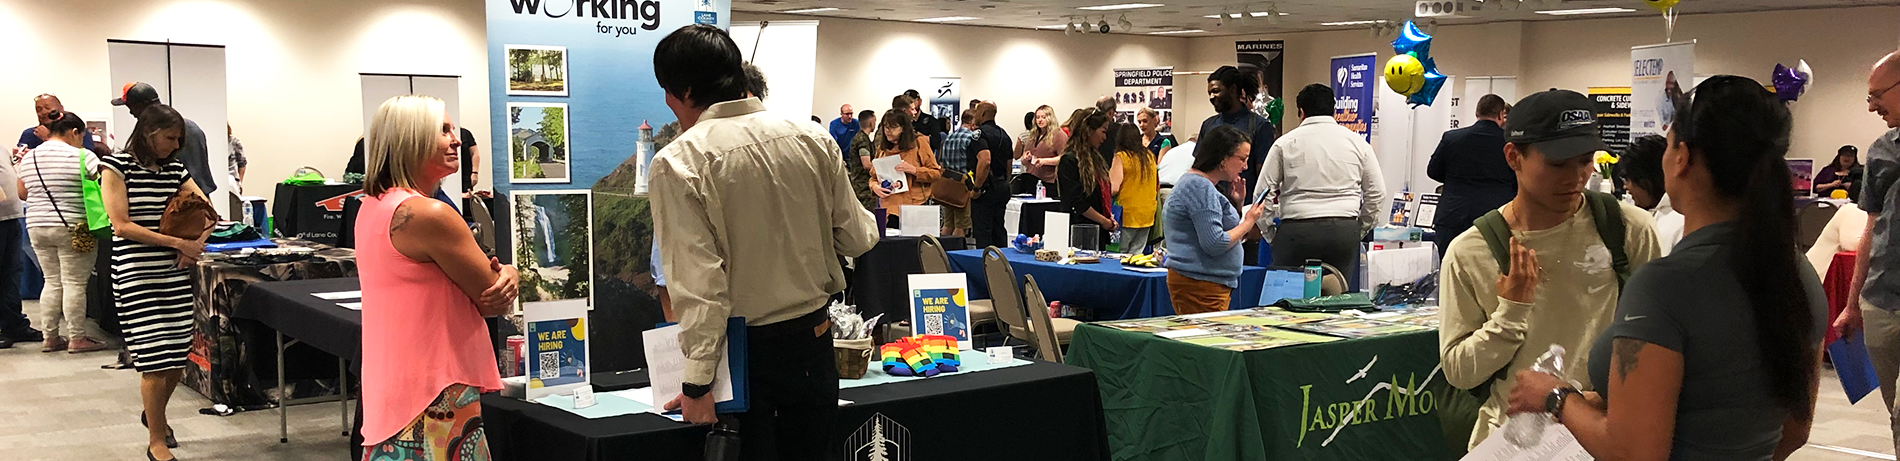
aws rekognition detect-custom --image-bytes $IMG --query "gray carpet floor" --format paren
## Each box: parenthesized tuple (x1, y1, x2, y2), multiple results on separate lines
(2, 300, 1897, 460)
(2, 302, 350, 461)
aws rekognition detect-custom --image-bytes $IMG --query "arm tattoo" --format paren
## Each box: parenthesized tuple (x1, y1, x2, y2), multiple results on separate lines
(1613, 338, 1646, 383)
(391, 205, 414, 232)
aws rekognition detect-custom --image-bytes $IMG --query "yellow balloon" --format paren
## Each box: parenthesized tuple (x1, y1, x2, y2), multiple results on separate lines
(1384, 54, 1425, 96)
(1645, 0, 1678, 13)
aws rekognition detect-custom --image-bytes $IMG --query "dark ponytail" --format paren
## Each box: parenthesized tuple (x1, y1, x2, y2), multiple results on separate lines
(1674, 75, 1815, 420)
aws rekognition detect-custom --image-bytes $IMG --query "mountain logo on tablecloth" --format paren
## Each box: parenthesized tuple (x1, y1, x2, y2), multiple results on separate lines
(847, 413, 908, 461)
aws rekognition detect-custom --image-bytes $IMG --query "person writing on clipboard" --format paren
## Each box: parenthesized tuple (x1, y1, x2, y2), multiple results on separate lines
(648, 24, 880, 460)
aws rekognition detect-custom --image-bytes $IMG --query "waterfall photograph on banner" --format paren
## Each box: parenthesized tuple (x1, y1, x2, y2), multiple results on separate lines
(512, 190, 594, 306)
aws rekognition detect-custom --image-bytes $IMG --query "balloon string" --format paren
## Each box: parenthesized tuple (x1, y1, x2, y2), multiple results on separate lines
(1663, 9, 1676, 43)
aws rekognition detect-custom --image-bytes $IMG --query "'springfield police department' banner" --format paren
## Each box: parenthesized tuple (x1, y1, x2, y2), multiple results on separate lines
(1331, 53, 1377, 143)
(1113, 67, 1173, 134)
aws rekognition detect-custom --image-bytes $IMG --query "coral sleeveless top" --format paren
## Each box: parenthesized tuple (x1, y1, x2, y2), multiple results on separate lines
(356, 188, 502, 445)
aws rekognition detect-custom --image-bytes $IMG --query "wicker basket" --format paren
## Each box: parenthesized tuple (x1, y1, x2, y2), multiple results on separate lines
(834, 338, 873, 379)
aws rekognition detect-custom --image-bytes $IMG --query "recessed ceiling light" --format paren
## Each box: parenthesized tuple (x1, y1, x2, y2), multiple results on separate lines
(1319, 20, 1380, 26)
(914, 16, 980, 22)
(1148, 29, 1205, 35)
(1078, 3, 1164, 11)
(1203, 12, 1289, 18)
(780, 7, 840, 13)
(1534, 7, 1636, 15)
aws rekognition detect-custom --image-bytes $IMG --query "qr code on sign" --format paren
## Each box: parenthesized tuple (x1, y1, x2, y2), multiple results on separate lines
(924, 315, 943, 335)
(538, 352, 560, 379)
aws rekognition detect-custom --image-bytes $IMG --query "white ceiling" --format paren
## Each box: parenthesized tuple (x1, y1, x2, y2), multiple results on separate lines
(733, 0, 1900, 37)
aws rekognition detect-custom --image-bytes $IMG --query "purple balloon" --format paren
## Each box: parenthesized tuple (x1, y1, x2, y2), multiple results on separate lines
(1773, 63, 1806, 102)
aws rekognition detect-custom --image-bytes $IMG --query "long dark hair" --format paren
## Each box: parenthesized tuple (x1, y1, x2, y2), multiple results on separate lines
(878, 109, 917, 152)
(1063, 108, 1111, 182)
(124, 104, 186, 167)
(1674, 75, 1814, 419)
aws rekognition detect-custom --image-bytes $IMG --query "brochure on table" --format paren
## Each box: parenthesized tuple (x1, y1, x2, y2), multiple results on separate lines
(899, 205, 941, 237)
(641, 317, 750, 414)
(525, 299, 590, 399)
(909, 273, 973, 350)
(1042, 211, 1070, 252)
(1415, 193, 1440, 229)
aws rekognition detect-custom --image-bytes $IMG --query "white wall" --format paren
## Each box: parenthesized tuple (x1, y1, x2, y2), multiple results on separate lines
(0, 0, 488, 202)
(1187, 6, 1900, 164)
(736, 12, 1190, 133)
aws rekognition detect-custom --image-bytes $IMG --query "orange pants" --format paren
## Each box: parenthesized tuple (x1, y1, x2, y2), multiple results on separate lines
(1167, 271, 1232, 315)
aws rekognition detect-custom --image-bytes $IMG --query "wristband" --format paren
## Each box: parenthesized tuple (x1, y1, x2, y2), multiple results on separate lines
(683, 382, 712, 399)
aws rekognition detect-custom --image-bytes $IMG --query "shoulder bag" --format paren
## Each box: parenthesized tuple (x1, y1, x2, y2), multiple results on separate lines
(28, 151, 95, 253)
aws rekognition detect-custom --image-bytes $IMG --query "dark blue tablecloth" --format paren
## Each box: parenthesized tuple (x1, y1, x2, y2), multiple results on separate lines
(947, 249, 1266, 321)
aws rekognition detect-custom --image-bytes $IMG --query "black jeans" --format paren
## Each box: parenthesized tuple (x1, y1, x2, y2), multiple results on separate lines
(0, 219, 33, 335)
(736, 308, 838, 461)
(971, 185, 1010, 249)
(1270, 217, 1362, 276)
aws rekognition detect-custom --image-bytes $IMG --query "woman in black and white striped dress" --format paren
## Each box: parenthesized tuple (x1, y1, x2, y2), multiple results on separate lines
(98, 104, 209, 461)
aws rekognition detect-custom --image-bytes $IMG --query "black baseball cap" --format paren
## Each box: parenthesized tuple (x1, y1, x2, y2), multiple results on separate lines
(110, 82, 160, 107)
(1503, 89, 1610, 163)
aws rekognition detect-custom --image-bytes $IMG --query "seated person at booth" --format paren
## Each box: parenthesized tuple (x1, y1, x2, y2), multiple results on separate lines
(1437, 89, 1660, 449)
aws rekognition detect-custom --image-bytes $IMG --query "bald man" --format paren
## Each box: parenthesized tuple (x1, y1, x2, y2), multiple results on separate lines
(828, 104, 859, 162)
(1839, 51, 1900, 453)
(17, 95, 98, 152)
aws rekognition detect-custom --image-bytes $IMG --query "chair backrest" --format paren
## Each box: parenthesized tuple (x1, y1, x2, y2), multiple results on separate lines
(1797, 201, 1839, 251)
(1320, 262, 1349, 296)
(918, 235, 950, 274)
(982, 247, 1031, 335)
(1022, 274, 1064, 363)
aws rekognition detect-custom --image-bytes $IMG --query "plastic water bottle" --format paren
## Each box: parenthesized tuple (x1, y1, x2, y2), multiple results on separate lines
(1504, 344, 1568, 447)
(1303, 259, 1323, 298)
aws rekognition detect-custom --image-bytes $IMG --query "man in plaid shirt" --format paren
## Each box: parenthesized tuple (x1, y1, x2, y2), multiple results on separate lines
(936, 109, 989, 237)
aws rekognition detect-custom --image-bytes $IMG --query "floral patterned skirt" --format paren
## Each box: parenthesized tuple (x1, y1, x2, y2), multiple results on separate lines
(363, 384, 489, 461)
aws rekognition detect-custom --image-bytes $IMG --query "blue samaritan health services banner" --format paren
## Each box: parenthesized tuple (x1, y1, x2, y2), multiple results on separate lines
(1330, 53, 1377, 143)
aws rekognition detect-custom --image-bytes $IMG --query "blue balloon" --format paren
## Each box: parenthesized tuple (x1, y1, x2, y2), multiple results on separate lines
(1391, 21, 1432, 58)
(1392, 20, 1448, 107)
(1410, 71, 1448, 107)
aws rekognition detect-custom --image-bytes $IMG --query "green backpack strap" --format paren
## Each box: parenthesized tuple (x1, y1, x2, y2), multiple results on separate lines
(1584, 190, 1630, 289)
(1473, 209, 1513, 275)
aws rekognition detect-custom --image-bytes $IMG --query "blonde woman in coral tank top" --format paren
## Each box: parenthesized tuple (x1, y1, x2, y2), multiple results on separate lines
(356, 95, 518, 461)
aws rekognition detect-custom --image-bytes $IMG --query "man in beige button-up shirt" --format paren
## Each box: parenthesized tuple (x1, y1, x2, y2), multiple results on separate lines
(649, 24, 879, 459)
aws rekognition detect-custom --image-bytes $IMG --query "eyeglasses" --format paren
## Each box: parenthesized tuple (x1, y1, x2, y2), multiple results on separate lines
(1870, 79, 1900, 104)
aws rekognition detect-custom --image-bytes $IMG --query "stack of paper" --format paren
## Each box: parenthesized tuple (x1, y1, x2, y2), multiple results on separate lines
(1278, 317, 1433, 339)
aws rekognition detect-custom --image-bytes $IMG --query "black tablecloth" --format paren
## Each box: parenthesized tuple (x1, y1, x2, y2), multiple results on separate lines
(1014, 198, 1066, 238)
(232, 278, 364, 365)
(271, 183, 363, 246)
(484, 361, 1108, 461)
(848, 236, 965, 327)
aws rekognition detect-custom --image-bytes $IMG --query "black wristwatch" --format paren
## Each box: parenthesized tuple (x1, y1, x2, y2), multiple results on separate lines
(1545, 387, 1580, 422)
(682, 382, 712, 399)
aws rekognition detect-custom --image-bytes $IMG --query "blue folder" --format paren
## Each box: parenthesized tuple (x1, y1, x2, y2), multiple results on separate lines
(1830, 332, 1881, 405)
(656, 317, 751, 414)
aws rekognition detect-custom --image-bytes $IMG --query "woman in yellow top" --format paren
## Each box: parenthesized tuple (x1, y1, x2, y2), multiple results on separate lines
(870, 109, 941, 229)
(1109, 124, 1159, 252)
